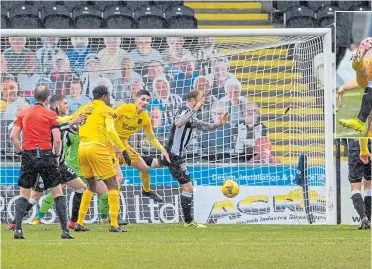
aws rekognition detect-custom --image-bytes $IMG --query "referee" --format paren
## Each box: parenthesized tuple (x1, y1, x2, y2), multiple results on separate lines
(10, 85, 73, 239)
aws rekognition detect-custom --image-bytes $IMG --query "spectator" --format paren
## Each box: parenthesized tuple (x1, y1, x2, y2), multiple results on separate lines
(0, 79, 28, 121)
(3, 37, 30, 75)
(251, 136, 280, 164)
(150, 76, 182, 127)
(124, 79, 144, 104)
(206, 56, 236, 99)
(36, 37, 67, 75)
(66, 37, 95, 74)
(81, 54, 105, 98)
(201, 101, 233, 161)
(235, 102, 269, 161)
(136, 106, 168, 156)
(219, 77, 247, 127)
(0, 54, 14, 83)
(162, 37, 191, 77)
(65, 78, 91, 114)
(111, 57, 143, 101)
(92, 77, 114, 106)
(144, 60, 171, 93)
(193, 75, 218, 121)
(193, 36, 219, 75)
(98, 37, 129, 78)
(172, 54, 199, 100)
(50, 53, 72, 95)
(130, 37, 162, 64)
(17, 52, 44, 98)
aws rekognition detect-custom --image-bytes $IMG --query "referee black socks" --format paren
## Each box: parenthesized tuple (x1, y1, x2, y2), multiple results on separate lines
(181, 191, 193, 223)
(357, 88, 372, 122)
(351, 190, 366, 220)
(364, 189, 372, 221)
(54, 196, 69, 232)
(14, 197, 28, 231)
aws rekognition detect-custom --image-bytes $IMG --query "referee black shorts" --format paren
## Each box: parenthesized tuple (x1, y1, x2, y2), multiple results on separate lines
(348, 140, 372, 183)
(19, 150, 61, 190)
(159, 152, 191, 185)
(34, 163, 78, 192)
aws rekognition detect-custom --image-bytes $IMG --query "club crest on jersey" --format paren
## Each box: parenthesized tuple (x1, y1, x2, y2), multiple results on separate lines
(138, 119, 142, 124)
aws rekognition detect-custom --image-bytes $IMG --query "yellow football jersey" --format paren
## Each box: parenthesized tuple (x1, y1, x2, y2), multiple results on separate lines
(71, 100, 116, 146)
(114, 103, 152, 141)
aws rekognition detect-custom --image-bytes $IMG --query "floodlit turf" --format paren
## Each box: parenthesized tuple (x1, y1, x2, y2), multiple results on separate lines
(336, 87, 365, 138)
(1, 224, 371, 269)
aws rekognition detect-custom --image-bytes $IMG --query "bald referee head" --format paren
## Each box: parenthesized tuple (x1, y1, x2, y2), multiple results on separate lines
(34, 85, 50, 105)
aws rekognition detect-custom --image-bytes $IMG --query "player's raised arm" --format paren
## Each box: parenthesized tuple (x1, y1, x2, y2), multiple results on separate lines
(352, 37, 372, 88)
(337, 80, 359, 108)
(174, 92, 204, 128)
(195, 112, 229, 131)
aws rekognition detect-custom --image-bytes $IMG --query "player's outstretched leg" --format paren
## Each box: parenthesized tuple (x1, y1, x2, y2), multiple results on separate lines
(30, 192, 54, 225)
(132, 157, 163, 203)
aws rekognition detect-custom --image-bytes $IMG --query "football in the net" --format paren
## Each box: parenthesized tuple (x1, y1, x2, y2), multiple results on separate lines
(221, 180, 239, 198)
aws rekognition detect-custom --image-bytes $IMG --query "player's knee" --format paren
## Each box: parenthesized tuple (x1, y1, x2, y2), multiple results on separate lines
(351, 182, 362, 191)
(364, 179, 372, 189)
(87, 178, 97, 192)
(182, 183, 193, 193)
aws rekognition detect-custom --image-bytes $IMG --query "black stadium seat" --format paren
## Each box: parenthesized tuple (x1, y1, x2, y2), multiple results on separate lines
(72, 5, 104, 29)
(275, 1, 300, 12)
(307, 1, 333, 12)
(336, 1, 362, 11)
(94, 1, 122, 11)
(9, 3, 42, 29)
(134, 5, 166, 29)
(316, 5, 342, 28)
(155, 1, 184, 12)
(350, 5, 371, 11)
(125, 1, 149, 11)
(1, 1, 25, 12)
(42, 5, 72, 29)
(285, 5, 316, 28)
(1, 6, 9, 29)
(103, 5, 136, 29)
(62, 1, 89, 11)
(165, 5, 197, 29)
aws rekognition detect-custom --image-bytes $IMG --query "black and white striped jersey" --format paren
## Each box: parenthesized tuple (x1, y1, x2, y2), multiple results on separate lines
(166, 104, 198, 157)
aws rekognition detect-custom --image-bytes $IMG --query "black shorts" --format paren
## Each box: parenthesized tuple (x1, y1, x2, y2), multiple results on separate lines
(348, 143, 372, 183)
(34, 163, 78, 192)
(159, 153, 191, 185)
(19, 150, 61, 190)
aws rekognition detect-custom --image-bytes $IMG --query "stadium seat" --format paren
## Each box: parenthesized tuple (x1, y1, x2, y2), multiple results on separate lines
(103, 5, 136, 29)
(336, 1, 362, 10)
(154, 1, 184, 12)
(1, 7, 9, 29)
(1, 1, 25, 12)
(32, 1, 58, 11)
(42, 5, 72, 29)
(134, 5, 166, 29)
(275, 1, 300, 12)
(9, 3, 42, 29)
(61, 1, 88, 11)
(350, 5, 371, 11)
(285, 5, 316, 28)
(72, 5, 104, 29)
(126, 1, 149, 11)
(316, 5, 342, 28)
(165, 5, 197, 29)
(94, 1, 123, 11)
(307, 1, 332, 12)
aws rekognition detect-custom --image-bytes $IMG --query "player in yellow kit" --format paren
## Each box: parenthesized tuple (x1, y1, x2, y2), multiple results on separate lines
(114, 89, 170, 202)
(63, 86, 128, 232)
(339, 37, 372, 134)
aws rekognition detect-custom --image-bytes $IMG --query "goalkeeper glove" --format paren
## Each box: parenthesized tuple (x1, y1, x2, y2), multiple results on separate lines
(122, 150, 131, 166)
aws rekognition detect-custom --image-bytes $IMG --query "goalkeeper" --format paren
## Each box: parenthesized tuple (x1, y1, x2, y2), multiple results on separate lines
(339, 37, 372, 134)
(113, 89, 171, 202)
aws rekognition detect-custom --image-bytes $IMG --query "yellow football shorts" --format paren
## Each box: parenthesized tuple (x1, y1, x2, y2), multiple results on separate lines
(78, 143, 116, 180)
(107, 144, 120, 168)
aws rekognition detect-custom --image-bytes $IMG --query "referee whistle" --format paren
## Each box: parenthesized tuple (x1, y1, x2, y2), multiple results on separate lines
(36, 144, 40, 159)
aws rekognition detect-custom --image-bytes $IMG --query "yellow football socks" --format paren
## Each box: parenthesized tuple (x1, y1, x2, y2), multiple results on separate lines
(108, 190, 119, 228)
(77, 189, 93, 226)
(140, 173, 151, 192)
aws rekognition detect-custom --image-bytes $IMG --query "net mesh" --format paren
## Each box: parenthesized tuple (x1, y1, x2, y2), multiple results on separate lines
(0, 35, 328, 225)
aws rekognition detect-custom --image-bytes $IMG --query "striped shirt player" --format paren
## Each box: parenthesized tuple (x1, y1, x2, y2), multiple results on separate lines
(158, 90, 228, 228)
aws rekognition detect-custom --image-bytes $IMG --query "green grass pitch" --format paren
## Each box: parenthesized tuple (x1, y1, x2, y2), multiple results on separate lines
(336, 88, 365, 138)
(1, 224, 370, 269)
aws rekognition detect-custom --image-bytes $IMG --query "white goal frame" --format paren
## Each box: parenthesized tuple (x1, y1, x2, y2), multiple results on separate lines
(0, 28, 335, 224)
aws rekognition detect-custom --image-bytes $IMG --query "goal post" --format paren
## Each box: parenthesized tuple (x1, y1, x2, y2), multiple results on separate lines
(0, 28, 335, 225)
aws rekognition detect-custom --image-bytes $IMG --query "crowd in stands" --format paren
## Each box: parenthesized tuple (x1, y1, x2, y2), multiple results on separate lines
(0, 36, 280, 164)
